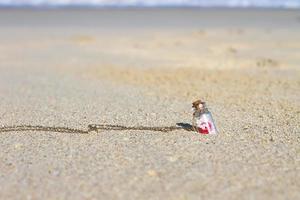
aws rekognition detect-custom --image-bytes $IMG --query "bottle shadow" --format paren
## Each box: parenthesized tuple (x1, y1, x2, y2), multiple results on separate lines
(176, 123, 194, 131)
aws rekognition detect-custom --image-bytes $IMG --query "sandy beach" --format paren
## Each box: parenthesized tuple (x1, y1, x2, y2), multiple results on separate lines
(0, 8, 299, 199)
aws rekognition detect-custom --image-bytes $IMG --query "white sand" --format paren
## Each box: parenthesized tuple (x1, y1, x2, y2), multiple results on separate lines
(0, 9, 299, 200)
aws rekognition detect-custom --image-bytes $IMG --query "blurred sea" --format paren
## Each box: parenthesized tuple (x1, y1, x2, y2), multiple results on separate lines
(0, 0, 300, 8)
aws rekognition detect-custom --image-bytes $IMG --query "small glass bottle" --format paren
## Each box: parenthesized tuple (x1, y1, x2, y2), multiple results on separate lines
(192, 100, 217, 134)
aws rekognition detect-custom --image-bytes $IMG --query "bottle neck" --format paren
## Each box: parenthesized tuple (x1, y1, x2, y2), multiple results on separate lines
(200, 107, 209, 114)
(193, 104, 209, 114)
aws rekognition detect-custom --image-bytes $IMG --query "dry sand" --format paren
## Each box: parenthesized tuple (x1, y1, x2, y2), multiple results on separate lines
(0, 9, 299, 200)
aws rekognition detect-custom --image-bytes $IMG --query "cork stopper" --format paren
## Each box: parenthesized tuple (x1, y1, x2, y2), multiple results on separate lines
(192, 100, 207, 113)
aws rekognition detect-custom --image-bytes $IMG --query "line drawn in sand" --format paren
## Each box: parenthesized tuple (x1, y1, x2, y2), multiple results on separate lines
(0, 123, 194, 134)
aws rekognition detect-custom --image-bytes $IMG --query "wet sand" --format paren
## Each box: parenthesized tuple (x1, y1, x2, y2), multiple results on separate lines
(0, 8, 299, 200)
